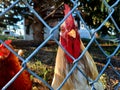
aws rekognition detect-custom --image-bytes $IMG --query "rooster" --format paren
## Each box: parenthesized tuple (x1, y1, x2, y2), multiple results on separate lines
(0, 40, 32, 90)
(51, 4, 104, 90)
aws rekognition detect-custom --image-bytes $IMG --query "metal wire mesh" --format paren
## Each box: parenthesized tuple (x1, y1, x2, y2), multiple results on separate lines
(0, 0, 120, 90)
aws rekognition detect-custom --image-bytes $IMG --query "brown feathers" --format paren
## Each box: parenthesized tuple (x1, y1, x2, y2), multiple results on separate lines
(0, 40, 32, 90)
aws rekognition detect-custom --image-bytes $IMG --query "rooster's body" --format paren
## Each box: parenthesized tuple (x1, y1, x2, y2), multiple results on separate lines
(51, 4, 104, 90)
(0, 40, 32, 90)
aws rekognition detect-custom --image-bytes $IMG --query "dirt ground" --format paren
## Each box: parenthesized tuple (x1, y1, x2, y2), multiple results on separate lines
(13, 40, 120, 90)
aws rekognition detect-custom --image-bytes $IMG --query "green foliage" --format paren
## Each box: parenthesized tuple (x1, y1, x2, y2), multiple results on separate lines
(28, 61, 54, 82)
(0, 0, 26, 31)
(0, 35, 23, 41)
(116, 50, 120, 56)
(0, 35, 16, 40)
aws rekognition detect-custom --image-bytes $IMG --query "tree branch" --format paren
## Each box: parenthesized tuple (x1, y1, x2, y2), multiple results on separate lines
(44, 2, 64, 20)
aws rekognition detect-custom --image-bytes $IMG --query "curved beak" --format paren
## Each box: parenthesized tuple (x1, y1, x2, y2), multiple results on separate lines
(68, 29, 76, 38)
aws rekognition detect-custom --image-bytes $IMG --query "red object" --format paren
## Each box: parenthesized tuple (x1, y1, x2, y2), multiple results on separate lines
(51, 4, 104, 90)
(0, 40, 32, 90)
(60, 4, 81, 63)
(0, 40, 11, 59)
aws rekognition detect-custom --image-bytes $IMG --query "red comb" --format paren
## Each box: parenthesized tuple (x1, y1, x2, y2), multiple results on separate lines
(64, 4, 71, 16)
(4, 40, 12, 45)
(64, 4, 75, 31)
(0, 52, 4, 56)
(0, 40, 12, 47)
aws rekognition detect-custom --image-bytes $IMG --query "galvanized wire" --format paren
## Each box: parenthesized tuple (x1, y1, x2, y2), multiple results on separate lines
(0, 0, 120, 90)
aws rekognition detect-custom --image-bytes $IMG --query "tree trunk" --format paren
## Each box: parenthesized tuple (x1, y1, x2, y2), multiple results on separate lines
(31, 20, 44, 42)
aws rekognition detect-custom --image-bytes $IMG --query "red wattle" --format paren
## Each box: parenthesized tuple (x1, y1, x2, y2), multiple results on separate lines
(65, 32, 81, 63)
(0, 52, 3, 56)
(61, 31, 81, 63)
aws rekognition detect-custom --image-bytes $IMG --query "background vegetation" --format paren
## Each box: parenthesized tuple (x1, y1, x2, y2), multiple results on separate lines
(0, 0, 119, 41)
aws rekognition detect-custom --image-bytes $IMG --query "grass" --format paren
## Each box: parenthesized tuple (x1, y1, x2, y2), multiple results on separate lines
(0, 35, 23, 41)
(28, 60, 54, 84)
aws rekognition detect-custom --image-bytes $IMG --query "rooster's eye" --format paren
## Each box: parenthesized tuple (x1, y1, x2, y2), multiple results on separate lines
(61, 29, 65, 33)
(60, 26, 66, 34)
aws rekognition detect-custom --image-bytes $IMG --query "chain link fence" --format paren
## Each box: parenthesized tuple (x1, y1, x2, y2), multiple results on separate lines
(0, 0, 120, 90)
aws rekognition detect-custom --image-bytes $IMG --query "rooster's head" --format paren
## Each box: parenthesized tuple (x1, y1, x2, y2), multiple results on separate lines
(60, 4, 81, 63)
(0, 40, 12, 60)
